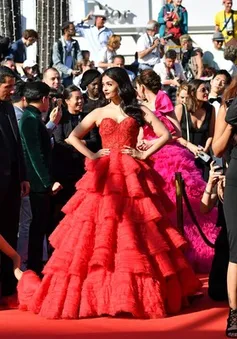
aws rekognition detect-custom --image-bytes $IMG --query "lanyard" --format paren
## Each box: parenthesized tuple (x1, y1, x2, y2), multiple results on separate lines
(222, 10, 234, 34)
(146, 33, 153, 47)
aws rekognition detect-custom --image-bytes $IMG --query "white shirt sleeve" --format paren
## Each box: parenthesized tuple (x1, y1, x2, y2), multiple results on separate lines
(136, 35, 148, 52)
(153, 62, 167, 83)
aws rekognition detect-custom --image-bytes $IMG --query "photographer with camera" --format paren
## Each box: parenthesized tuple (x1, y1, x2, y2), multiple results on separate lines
(158, 0, 188, 45)
(180, 34, 204, 81)
(154, 49, 186, 104)
(136, 20, 164, 72)
(215, 0, 237, 44)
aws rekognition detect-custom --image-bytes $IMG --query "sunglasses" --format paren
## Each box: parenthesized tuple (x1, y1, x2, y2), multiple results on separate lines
(198, 87, 209, 93)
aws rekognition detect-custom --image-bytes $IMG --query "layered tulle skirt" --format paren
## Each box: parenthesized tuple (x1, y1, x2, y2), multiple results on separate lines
(17, 151, 201, 319)
(150, 142, 219, 273)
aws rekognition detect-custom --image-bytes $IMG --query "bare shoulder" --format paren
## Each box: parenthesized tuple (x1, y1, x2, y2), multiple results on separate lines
(89, 106, 111, 126)
(82, 108, 102, 124)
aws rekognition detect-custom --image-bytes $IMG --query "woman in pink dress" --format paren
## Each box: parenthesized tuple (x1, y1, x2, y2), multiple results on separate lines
(15, 67, 201, 319)
(135, 69, 218, 273)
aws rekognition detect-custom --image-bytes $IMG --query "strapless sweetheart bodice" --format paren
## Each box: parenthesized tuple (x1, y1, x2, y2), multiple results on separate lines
(99, 117, 139, 149)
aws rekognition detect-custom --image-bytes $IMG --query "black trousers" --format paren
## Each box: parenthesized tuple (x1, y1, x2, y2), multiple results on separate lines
(208, 224, 229, 301)
(224, 158, 237, 263)
(0, 168, 21, 296)
(27, 191, 51, 275)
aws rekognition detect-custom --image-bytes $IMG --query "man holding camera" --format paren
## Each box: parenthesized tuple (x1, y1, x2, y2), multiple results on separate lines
(136, 20, 164, 72)
(52, 22, 82, 87)
(154, 49, 186, 105)
(180, 34, 204, 80)
(215, 0, 237, 43)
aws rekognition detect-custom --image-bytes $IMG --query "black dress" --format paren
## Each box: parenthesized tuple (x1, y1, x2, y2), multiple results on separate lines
(208, 202, 228, 301)
(180, 102, 213, 181)
(83, 94, 100, 115)
(224, 97, 237, 264)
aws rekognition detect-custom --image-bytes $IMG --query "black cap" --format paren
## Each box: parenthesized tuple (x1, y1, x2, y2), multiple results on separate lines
(61, 21, 74, 33)
(80, 69, 101, 90)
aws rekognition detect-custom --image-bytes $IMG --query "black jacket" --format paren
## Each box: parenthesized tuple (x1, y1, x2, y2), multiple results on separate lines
(0, 101, 27, 197)
(53, 110, 101, 184)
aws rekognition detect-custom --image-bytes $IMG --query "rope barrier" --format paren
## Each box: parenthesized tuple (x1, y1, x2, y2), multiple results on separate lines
(175, 172, 215, 249)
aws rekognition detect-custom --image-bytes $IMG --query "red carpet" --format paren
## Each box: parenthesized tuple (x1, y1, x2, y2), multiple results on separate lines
(0, 276, 228, 339)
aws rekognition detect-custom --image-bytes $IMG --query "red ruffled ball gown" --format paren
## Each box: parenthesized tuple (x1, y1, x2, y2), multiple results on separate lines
(17, 116, 201, 319)
(143, 91, 219, 273)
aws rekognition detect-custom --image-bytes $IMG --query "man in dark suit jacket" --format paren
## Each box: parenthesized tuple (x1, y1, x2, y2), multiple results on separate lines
(19, 82, 62, 275)
(0, 66, 29, 300)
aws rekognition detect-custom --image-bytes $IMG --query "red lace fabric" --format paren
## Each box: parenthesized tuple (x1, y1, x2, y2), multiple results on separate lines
(17, 117, 201, 319)
(100, 117, 139, 149)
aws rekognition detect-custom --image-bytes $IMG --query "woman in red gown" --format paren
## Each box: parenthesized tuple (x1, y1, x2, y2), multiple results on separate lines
(17, 67, 201, 319)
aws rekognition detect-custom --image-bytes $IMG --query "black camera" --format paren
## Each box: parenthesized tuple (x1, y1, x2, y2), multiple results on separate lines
(227, 30, 233, 36)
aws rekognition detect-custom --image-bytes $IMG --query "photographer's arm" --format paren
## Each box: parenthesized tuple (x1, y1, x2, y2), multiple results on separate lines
(183, 9, 188, 34)
(200, 162, 221, 214)
(157, 6, 166, 25)
(214, 13, 220, 32)
(162, 78, 180, 86)
(200, 181, 218, 214)
(138, 39, 159, 59)
(195, 52, 204, 79)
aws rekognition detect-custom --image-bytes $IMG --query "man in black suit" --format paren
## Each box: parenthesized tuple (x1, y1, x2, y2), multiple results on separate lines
(0, 66, 29, 302)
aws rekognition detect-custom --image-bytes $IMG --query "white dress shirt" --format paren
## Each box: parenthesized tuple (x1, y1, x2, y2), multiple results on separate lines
(76, 24, 113, 64)
(137, 33, 160, 66)
(153, 61, 186, 83)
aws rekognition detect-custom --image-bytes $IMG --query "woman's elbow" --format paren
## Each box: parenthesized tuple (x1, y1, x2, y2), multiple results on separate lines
(68, 131, 76, 143)
(212, 143, 224, 157)
(166, 130, 172, 142)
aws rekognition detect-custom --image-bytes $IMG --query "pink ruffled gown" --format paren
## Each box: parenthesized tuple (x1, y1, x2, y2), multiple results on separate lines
(143, 91, 219, 273)
(17, 116, 201, 319)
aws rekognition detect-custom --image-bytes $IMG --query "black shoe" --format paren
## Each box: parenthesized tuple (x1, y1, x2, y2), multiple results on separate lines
(226, 308, 237, 337)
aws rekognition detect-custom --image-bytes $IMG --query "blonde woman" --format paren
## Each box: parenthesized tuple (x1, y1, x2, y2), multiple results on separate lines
(97, 34, 121, 72)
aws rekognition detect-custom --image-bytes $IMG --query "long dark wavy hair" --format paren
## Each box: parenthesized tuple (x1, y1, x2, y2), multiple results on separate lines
(98, 67, 145, 126)
(189, 79, 207, 112)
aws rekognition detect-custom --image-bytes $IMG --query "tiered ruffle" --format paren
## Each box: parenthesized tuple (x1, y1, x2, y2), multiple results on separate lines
(18, 151, 201, 319)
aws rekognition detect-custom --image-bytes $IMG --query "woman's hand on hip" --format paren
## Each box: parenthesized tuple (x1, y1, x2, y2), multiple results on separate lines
(121, 145, 146, 160)
(91, 149, 110, 160)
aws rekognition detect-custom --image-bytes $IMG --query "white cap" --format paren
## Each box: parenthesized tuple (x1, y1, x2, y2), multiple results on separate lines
(23, 60, 37, 68)
(93, 9, 107, 18)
